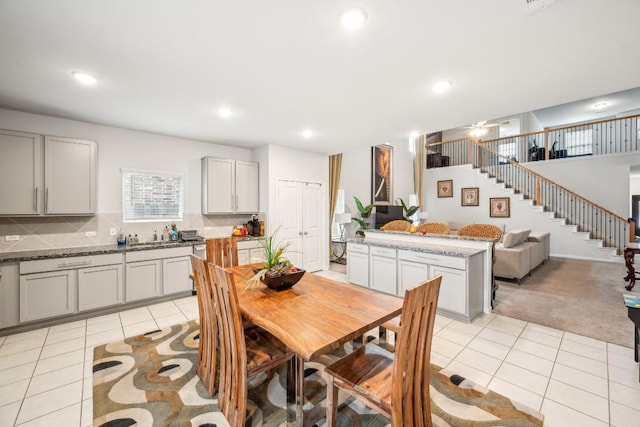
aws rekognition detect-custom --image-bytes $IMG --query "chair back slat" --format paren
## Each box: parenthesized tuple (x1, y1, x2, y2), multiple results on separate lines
(206, 237, 239, 267)
(210, 264, 248, 427)
(189, 255, 217, 395)
(392, 275, 441, 427)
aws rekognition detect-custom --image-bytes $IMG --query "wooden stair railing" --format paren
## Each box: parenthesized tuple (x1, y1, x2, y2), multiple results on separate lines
(472, 141, 629, 255)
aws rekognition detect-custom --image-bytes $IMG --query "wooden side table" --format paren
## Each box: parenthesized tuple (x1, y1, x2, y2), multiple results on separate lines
(623, 243, 640, 291)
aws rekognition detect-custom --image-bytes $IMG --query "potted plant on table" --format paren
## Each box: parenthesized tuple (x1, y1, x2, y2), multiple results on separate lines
(246, 229, 304, 290)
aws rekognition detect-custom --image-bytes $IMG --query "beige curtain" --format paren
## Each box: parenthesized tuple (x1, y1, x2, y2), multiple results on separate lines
(329, 154, 343, 255)
(413, 135, 425, 210)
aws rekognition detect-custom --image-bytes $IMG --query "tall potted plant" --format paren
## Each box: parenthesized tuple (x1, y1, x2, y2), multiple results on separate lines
(353, 196, 373, 237)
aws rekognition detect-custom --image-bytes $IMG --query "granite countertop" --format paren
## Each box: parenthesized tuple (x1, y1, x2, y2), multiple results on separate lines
(0, 239, 204, 264)
(347, 236, 485, 257)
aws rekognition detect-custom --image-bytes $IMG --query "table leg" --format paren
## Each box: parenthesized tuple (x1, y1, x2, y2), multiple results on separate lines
(624, 248, 637, 291)
(286, 355, 305, 426)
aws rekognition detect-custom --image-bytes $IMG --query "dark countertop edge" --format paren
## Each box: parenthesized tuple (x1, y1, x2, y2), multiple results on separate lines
(0, 239, 204, 264)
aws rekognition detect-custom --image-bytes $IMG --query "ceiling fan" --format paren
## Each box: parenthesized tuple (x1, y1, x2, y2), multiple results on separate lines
(462, 120, 508, 137)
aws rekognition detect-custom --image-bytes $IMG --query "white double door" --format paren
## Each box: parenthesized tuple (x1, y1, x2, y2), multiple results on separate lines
(276, 180, 324, 272)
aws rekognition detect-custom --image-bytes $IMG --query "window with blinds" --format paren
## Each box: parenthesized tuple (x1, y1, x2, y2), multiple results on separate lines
(122, 169, 184, 222)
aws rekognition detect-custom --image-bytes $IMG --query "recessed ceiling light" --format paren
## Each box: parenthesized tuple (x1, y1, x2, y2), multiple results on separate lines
(71, 71, 98, 85)
(432, 80, 452, 94)
(218, 107, 233, 118)
(302, 129, 313, 138)
(339, 8, 367, 31)
(593, 102, 608, 109)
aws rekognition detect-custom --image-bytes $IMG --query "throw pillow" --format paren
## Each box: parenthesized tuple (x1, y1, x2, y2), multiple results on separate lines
(502, 231, 517, 248)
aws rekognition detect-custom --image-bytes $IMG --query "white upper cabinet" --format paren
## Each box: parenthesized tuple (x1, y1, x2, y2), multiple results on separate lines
(0, 129, 97, 216)
(0, 130, 42, 215)
(44, 136, 97, 215)
(202, 157, 259, 214)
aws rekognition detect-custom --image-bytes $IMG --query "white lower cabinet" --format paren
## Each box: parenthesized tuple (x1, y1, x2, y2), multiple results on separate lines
(369, 246, 397, 295)
(125, 260, 161, 302)
(162, 256, 191, 295)
(237, 239, 265, 265)
(0, 263, 19, 328)
(431, 265, 466, 315)
(78, 263, 124, 311)
(352, 245, 485, 322)
(347, 243, 369, 287)
(125, 246, 193, 302)
(20, 269, 77, 322)
(397, 258, 430, 295)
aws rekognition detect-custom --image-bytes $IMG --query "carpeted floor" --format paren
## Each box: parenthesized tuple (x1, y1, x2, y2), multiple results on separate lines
(493, 257, 632, 348)
(93, 321, 544, 427)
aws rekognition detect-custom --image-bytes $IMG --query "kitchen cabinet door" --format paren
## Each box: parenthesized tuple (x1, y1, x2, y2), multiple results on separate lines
(347, 251, 369, 287)
(126, 260, 161, 302)
(235, 161, 259, 213)
(20, 270, 77, 322)
(0, 263, 20, 328)
(397, 259, 431, 296)
(44, 136, 97, 215)
(78, 263, 123, 311)
(0, 130, 42, 215)
(202, 157, 235, 213)
(370, 254, 397, 295)
(431, 264, 466, 315)
(162, 256, 191, 295)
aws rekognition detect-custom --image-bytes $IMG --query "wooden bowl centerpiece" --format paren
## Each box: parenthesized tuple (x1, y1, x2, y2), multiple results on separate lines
(254, 264, 305, 291)
(246, 228, 303, 291)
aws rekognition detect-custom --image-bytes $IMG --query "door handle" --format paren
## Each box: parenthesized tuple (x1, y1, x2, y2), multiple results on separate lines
(298, 231, 303, 236)
(304, 231, 308, 235)
(45, 188, 48, 212)
(34, 187, 38, 212)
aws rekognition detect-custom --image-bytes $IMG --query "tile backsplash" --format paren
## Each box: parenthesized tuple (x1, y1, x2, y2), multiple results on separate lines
(0, 213, 259, 253)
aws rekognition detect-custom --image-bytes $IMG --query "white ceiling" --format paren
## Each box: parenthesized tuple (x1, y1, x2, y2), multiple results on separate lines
(1, 0, 639, 155)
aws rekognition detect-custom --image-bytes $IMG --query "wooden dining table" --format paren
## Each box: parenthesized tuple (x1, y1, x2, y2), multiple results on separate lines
(227, 264, 404, 427)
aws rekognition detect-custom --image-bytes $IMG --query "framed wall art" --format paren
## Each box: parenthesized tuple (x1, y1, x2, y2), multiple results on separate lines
(437, 180, 453, 198)
(461, 187, 479, 206)
(489, 197, 510, 217)
(372, 144, 393, 205)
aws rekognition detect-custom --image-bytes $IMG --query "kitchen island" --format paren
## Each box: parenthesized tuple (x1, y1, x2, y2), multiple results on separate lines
(347, 230, 494, 322)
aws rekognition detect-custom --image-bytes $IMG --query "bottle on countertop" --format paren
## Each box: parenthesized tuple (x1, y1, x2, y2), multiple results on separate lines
(153, 230, 158, 241)
(133, 234, 139, 244)
(127, 234, 132, 245)
(117, 229, 126, 246)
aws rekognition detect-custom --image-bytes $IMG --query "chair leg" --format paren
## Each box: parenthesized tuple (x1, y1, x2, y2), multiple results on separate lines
(325, 375, 338, 427)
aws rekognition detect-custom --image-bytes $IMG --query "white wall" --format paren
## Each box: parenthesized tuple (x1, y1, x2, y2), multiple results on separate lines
(525, 153, 640, 217)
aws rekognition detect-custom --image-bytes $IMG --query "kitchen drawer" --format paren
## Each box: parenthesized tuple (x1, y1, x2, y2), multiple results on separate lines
(20, 253, 123, 274)
(347, 243, 369, 255)
(369, 245, 396, 258)
(126, 246, 193, 262)
(398, 250, 465, 270)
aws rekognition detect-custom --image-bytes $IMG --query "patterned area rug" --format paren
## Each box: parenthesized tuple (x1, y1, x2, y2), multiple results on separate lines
(93, 321, 544, 427)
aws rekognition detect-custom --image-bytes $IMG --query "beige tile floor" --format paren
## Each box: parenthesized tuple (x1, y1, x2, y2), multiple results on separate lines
(1, 268, 639, 427)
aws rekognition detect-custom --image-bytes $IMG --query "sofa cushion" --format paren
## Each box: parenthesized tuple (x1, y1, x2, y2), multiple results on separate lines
(503, 229, 531, 248)
(502, 231, 518, 248)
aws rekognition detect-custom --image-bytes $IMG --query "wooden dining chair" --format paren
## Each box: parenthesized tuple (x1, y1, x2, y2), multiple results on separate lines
(206, 237, 238, 267)
(324, 275, 442, 427)
(416, 221, 450, 235)
(380, 219, 412, 232)
(210, 264, 293, 427)
(190, 254, 217, 395)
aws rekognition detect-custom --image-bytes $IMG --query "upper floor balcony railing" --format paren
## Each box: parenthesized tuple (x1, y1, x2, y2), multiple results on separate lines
(426, 113, 640, 168)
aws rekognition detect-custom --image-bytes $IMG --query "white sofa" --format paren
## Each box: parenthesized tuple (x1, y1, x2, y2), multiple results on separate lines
(494, 229, 550, 282)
